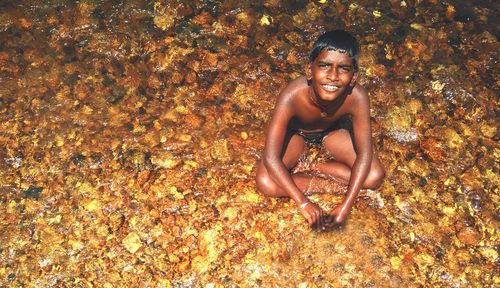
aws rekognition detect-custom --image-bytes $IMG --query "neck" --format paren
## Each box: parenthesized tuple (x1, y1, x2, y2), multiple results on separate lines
(308, 86, 333, 110)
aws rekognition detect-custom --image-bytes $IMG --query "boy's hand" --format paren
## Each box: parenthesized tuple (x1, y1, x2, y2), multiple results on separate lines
(299, 201, 325, 229)
(325, 204, 351, 227)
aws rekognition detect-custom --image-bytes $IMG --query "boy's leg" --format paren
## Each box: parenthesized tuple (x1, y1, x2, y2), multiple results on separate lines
(256, 133, 311, 197)
(317, 129, 385, 189)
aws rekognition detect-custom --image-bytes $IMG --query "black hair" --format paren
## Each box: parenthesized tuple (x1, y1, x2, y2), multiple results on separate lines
(309, 30, 359, 70)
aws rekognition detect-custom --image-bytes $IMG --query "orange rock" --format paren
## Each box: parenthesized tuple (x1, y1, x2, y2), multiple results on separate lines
(184, 70, 197, 84)
(420, 137, 446, 163)
(19, 18, 33, 29)
(191, 11, 214, 28)
(177, 259, 190, 273)
(457, 227, 480, 246)
(455, 248, 472, 265)
(446, 5, 455, 21)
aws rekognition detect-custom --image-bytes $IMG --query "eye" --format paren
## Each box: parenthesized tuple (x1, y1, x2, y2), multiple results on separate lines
(339, 66, 352, 72)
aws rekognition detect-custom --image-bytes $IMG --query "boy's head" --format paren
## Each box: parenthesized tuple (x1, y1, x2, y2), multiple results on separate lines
(309, 30, 359, 71)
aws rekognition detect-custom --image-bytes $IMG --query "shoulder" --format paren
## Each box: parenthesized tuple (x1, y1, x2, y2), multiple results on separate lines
(350, 84, 368, 101)
(346, 84, 369, 110)
(276, 76, 308, 106)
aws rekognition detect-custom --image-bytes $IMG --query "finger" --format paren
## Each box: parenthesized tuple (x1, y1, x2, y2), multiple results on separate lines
(316, 213, 321, 230)
(325, 216, 337, 227)
(325, 214, 333, 226)
(319, 211, 325, 230)
(322, 212, 327, 230)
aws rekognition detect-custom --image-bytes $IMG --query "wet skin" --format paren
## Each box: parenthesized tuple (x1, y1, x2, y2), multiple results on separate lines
(256, 48, 385, 229)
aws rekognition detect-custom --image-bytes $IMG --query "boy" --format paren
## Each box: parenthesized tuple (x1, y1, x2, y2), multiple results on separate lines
(256, 30, 385, 230)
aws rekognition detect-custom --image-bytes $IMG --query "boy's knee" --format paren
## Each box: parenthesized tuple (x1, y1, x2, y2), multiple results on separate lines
(255, 167, 275, 196)
(365, 165, 385, 189)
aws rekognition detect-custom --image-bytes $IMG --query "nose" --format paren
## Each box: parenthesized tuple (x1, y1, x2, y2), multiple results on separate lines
(328, 68, 339, 81)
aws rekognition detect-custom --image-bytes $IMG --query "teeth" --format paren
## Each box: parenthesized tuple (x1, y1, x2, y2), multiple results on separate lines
(322, 84, 339, 89)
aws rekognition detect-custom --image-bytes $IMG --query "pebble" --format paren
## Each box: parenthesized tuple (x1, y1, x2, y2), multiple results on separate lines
(457, 227, 480, 246)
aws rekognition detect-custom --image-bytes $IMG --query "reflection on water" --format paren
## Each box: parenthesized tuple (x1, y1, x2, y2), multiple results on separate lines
(0, 0, 498, 287)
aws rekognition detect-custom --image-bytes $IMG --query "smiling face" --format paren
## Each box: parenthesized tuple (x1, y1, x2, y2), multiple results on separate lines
(306, 48, 358, 103)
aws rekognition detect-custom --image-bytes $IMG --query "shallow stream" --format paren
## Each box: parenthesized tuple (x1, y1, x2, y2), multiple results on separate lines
(0, 0, 498, 287)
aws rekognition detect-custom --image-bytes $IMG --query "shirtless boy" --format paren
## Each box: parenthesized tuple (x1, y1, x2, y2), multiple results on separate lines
(256, 30, 385, 230)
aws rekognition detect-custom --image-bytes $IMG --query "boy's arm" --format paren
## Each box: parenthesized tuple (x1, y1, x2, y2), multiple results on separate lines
(263, 94, 324, 228)
(328, 87, 373, 226)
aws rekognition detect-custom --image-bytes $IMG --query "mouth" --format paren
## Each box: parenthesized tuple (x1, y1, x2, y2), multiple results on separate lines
(321, 84, 340, 92)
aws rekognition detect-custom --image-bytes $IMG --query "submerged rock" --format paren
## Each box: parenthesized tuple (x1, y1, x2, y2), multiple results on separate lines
(23, 186, 43, 199)
(457, 227, 481, 246)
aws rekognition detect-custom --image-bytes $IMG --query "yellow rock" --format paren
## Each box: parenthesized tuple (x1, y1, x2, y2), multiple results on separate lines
(169, 186, 184, 200)
(169, 254, 180, 263)
(85, 200, 101, 212)
(178, 259, 190, 273)
(240, 190, 262, 203)
(441, 206, 455, 216)
(455, 248, 472, 264)
(184, 160, 198, 168)
(444, 128, 463, 149)
(415, 253, 434, 269)
(210, 139, 230, 161)
(123, 232, 142, 253)
(175, 105, 188, 114)
(260, 14, 273, 26)
(431, 80, 445, 92)
(222, 207, 238, 221)
(153, 2, 175, 31)
(349, 3, 359, 10)
(150, 151, 181, 169)
(480, 122, 496, 138)
(408, 158, 430, 176)
(191, 255, 209, 273)
(177, 133, 192, 142)
(410, 23, 424, 31)
(199, 229, 224, 262)
(69, 239, 84, 250)
(390, 256, 401, 269)
(479, 247, 498, 263)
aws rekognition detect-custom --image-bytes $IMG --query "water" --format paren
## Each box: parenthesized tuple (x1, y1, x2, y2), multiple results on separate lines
(0, 0, 498, 287)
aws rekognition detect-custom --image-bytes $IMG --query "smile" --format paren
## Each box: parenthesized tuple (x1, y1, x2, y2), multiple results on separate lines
(321, 84, 340, 91)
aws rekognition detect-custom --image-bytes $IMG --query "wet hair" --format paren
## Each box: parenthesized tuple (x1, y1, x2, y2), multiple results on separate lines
(309, 30, 359, 71)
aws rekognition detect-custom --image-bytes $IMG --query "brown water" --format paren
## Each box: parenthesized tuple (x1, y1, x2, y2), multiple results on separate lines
(0, 0, 498, 287)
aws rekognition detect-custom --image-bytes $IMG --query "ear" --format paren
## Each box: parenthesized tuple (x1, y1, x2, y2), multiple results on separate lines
(349, 71, 359, 87)
(306, 63, 312, 81)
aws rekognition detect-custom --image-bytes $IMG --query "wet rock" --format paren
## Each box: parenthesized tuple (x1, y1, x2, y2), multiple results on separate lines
(457, 227, 480, 246)
(125, 150, 147, 166)
(420, 137, 446, 163)
(7, 273, 15, 281)
(408, 158, 430, 177)
(210, 139, 231, 162)
(384, 106, 418, 142)
(23, 186, 42, 199)
(150, 150, 181, 169)
(70, 153, 86, 165)
(479, 247, 498, 264)
(454, 248, 472, 265)
(107, 86, 126, 104)
(468, 193, 483, 211)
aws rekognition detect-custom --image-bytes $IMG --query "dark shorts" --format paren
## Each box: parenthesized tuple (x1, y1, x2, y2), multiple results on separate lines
(290, 115, 353, 146)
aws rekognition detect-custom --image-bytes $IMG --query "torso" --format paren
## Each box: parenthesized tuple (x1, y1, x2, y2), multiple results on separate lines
(286, 76, 357, 133)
